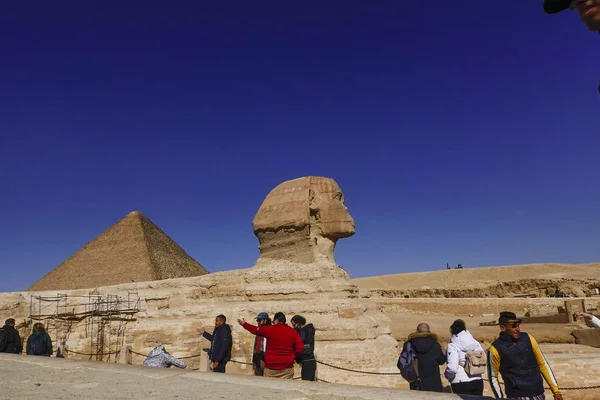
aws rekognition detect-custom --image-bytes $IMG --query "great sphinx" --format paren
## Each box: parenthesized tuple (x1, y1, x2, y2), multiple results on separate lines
(253, 176, 355, 266)
(8, 175, 398, 388)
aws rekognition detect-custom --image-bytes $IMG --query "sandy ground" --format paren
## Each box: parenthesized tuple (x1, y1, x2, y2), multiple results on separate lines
(353, 262, 600, 290)
(0, 354, 490, 400)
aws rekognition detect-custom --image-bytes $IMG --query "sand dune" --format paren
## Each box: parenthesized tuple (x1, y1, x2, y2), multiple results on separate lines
(352, 263, 600, 298)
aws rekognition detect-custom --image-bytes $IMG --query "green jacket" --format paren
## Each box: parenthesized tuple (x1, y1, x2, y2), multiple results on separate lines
(26, 329, 53, 356)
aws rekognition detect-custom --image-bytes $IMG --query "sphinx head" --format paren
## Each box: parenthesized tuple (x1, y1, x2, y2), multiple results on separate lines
(252, 176, 355, 264)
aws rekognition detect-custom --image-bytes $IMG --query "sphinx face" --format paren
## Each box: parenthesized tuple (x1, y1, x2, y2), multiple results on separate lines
(252, 177, 355, 264)
(310, 178, 355, 239)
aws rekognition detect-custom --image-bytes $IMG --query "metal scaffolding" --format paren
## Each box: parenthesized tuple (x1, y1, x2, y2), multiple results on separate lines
(29, 290, 141, 362)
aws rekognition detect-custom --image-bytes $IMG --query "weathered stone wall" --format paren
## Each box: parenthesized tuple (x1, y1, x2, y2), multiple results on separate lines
(369, 297, 600, 319)
(3, 284, 600, 398)
(0, 262, 399, 386)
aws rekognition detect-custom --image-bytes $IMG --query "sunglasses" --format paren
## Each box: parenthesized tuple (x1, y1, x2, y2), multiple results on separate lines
(505, 321, 521, 328)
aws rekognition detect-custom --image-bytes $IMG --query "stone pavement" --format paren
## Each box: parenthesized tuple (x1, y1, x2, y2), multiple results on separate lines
(0, 354, 491, 400)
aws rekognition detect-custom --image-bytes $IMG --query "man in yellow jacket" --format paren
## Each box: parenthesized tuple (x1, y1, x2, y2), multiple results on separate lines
(487, 312, 562, 400)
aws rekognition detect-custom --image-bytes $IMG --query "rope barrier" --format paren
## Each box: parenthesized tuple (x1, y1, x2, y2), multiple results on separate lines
(228, 359, 253, 366)
(481, 378, 600, 392)
(129, 349, 147, 357)
(66, 349, 119, 357)
(125, 349, 600, 391)
(179, 353, 202, 360)
(128, 348, 252, 365)
(316, 360, 401, 376)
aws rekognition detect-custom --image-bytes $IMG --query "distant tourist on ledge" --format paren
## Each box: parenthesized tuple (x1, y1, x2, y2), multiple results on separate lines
(26, 323, 52, 357)
(142, 345, 186, 369)
(0, 318, 23, 354)
(487, 311, 562, 400)
(575, 312, 600, 328)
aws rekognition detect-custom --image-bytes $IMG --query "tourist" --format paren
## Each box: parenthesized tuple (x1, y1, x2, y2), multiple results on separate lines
(444, 319, 484, 396)
(26, 323, 53, 356)
(238, 311, 303, 379)
(487, 311, 562, 400)
(543, 0, 600, 93)
(197, 314, 232, 373)
(291, 314, 316, 381)
(544, 0, 600, 31)
(0, 318, 23, 354)
(142, 345, 186, 369)
(406, 322, 446, 392)
(252, 312, 271, 376)
(575, 311, 600, 328)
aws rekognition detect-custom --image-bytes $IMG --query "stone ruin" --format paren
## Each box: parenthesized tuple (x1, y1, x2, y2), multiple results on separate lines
(0, 176, 399, 388)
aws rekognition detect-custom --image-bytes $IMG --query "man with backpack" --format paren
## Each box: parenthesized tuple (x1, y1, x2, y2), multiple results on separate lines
(0, 318, 23, 354)
(487, 311, 562, 400)
(445, 319, 485, 396)
(26, 323, 53, 357)
(399, 322, 446, 392)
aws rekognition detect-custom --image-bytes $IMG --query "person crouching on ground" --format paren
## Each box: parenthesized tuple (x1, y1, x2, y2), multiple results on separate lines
(444, 319, 484, 396)
(238, 311, 303, 379)
(26, 323, 52, 357)
(291, 314, 316, 381)
(197, 314, 233, 373)
(142, 345, 186, 369)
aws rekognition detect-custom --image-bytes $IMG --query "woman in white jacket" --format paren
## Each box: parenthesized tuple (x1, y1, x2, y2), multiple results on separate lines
(444, 319, 484, 396)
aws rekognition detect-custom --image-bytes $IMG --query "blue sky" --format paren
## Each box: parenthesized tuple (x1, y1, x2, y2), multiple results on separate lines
(1, 1, 599, 292)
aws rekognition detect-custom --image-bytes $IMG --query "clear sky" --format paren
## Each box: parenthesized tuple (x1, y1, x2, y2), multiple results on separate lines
(1, 1, 599, 292)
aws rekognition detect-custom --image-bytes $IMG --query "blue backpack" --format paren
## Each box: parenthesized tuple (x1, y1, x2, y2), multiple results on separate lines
(397, 341, 418, 382)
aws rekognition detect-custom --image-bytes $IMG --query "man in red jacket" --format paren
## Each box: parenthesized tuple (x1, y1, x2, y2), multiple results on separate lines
(238, 311, 304, 379)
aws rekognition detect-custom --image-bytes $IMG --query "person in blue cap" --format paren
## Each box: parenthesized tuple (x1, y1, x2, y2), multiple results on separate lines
(252, 312, 271, 376)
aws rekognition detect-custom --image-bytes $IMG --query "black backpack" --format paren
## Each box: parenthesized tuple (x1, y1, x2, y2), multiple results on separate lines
(30, 334, 46, 355)
(0, 328, 8, 352)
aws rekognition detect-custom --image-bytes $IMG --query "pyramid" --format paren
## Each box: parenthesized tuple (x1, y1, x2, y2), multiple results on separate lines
(28, 211, 208, 291)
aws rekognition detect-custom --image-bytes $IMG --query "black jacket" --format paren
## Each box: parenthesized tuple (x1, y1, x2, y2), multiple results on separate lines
(26, 328, 53, 356)
(408, 332, 446, 392)
(295, 323, 315, 362)
(0, 325, 23, 354)
(491, 332, 544, 397)
(202, 324, 232, 363)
